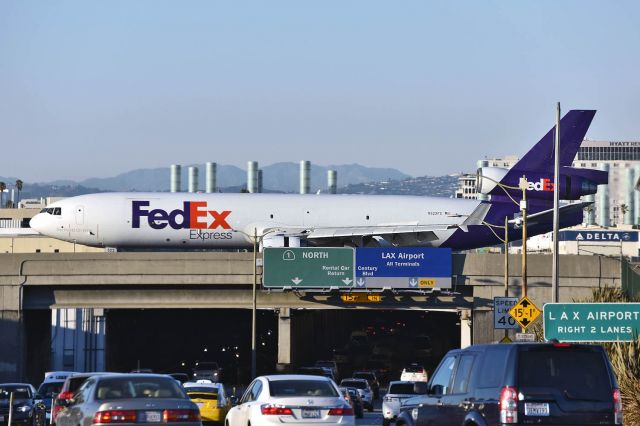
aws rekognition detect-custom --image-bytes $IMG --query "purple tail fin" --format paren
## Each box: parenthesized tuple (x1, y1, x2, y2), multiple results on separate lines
(507, 109, 596, 175)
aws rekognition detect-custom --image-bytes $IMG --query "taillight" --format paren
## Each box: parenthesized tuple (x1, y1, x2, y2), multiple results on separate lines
(93, 410, 137, 424)
(163, 409, 200, 422)
(56, 391, 75, 403)
(260, 404, 293, 415)
(613, 388, 623, 425)
(499, 386, 518, 424)
(328, 406, 354, 416)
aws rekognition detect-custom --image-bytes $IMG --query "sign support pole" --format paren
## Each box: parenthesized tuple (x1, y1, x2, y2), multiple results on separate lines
(251, 227, 257, 379)
(504, 216, 509, 339)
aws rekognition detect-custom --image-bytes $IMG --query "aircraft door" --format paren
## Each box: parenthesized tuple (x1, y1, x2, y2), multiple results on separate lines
(75, 205, 85, 225)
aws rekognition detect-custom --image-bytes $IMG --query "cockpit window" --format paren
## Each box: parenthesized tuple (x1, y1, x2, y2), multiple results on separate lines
(39, 208, 62, 215)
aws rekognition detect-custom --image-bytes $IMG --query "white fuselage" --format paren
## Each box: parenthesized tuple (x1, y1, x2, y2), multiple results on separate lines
(29, 192, 481, 249)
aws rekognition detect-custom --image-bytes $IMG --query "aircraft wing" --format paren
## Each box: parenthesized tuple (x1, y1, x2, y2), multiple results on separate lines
(508, 202, 591, 227)
(304, 224, 458, 246)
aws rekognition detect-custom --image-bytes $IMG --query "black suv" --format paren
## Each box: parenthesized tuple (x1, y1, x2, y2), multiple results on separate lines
(395, 343, 622, 425)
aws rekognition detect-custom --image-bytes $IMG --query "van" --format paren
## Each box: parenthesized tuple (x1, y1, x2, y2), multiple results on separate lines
(395, 343, 622, 425)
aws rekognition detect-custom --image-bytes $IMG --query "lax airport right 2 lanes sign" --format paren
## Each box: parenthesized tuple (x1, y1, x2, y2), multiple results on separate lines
(544, 303, 640, 342)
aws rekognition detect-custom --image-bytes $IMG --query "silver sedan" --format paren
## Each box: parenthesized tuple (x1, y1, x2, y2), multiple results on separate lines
(56, 374, 201, 426)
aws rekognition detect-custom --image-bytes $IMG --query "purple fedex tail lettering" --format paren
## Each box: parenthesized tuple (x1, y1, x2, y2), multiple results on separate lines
(132, 201, 231, 230)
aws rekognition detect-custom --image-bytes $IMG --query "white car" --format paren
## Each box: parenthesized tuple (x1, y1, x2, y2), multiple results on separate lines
(400, 364, 428, 382)
(225, 375, 354, 426)
(338, 378, 373, 411)
(382, 381, 423, 426)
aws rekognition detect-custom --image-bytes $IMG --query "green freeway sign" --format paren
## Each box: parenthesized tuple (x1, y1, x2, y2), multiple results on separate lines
(263, 247, 355, 288)
(544, 303, 640, 342)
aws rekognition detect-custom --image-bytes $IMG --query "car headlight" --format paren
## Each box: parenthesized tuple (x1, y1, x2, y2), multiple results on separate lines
(411, 408, 419, 421)
(16, 405, 31, 413)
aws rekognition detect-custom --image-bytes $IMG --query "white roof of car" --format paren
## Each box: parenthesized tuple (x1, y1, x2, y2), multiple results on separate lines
(262, 374, 331, 381)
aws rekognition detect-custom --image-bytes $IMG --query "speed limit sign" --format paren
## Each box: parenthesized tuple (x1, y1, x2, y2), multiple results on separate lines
(494, 297, 519, 329)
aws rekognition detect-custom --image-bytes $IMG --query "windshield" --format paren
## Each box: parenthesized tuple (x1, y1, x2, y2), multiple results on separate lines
(341, 380, 366, 389)
(269, 380, 338, 397)
(388, 383, 419, 395)
(0, 386, 31, 399)
(95, 377, 185, 400)
(38, 382, 63, 397)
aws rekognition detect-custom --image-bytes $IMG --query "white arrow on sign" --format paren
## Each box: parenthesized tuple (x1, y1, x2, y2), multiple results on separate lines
(291, 277, 303, 285)
(409, 278, 418, 287)
(342, 278, 353, 285)
(357, 278, 366, 287)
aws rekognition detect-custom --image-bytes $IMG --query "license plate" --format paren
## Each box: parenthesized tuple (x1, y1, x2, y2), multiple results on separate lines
(302, 409, 321, 419)
(525, 402, 550, 416)
(144, 411, 163, 422)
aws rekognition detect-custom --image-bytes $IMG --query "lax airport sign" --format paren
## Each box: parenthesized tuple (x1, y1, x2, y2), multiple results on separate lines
(263, 247, 452, 290)
(354, 248, 452, 289)
(544, 303, 640, 342)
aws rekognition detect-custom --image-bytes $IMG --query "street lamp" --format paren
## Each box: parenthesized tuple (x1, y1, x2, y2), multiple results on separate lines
(232, 227, 281, 380)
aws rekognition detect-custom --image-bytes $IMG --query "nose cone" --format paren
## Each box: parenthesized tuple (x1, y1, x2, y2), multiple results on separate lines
(29, 213, 49, 235)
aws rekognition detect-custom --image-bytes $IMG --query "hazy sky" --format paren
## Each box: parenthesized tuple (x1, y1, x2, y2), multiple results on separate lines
(1, 1, 639, 182)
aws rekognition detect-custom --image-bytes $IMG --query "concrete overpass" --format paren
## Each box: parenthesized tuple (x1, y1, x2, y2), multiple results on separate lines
(0, 252, 622, 382)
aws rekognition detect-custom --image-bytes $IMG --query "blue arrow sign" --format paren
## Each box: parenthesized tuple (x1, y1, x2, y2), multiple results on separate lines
(355, 248, 452, 289)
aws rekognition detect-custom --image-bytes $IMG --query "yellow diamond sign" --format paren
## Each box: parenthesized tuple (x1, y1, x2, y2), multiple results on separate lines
(508, 296, 541, 330)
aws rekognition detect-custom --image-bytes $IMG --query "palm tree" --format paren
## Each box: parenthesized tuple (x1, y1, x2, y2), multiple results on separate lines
(15, 179, 23, 206)
(0, 182, 5, 209)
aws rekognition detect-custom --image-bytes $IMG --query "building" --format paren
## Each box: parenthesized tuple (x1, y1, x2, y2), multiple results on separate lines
(456, 140, 640, 226)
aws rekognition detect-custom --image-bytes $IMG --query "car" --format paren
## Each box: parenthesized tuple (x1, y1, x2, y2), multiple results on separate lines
(183, 381, 230, 423)
(315, 360, 339, 380)
(169, 373, 190, 384)
(382, 381, 424, 426)
(55, 373, 200, 426)
(51, 372, 114, 425)
(296, 366, 333, 380)
(0, 383, 46, 426)
(193, 361, 222, 382)
(36, 380, 66, 423)
(339, 378, 373, 412)
(400, 364, 428, 382)
(395, 342, 623, 426)
(338, 387, 363, 419)
(352, 371, 380, 399)
(225, 374, 354, 426)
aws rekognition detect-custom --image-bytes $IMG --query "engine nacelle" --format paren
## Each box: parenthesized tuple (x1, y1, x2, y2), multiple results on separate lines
(477, 166, 607, 201)
(476, 167, 509, 195)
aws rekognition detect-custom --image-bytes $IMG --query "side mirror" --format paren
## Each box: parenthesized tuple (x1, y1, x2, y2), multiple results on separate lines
(413, 382, 429, 395)
(430, 384, 444, 395)
(58, 398, 72, 408)
(229, 396, 239, 406)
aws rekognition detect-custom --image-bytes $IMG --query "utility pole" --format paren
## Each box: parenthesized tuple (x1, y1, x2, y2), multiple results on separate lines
(552, 102, 561, 303)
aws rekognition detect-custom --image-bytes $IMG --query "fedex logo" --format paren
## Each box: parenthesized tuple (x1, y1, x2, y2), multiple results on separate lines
(132, 201, 231, 230)
(527, 178, 554, 192)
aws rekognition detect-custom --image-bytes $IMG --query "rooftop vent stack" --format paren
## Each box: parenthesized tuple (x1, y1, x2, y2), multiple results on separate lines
(300, 160, 310, 194)
(328, 170, 337, 194)
(625, 167, 635, 225)
(247, 161, 259, 193)
(170, 164, 181, 192)
(597, 163, 610, 227)
(634, 165, 640, 225)
(205, 162, 217, 193)
(188, 166, 199, 193)
(476, 160, 489, 201)
(258, 169, 263, 193)
(584, 194, 596, 225)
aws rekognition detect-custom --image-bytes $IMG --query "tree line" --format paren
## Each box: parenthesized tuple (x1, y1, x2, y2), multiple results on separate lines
(0, 179, 23, 208)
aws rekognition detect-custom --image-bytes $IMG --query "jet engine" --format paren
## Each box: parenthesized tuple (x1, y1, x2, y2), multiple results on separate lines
(476, 167, 509, 195)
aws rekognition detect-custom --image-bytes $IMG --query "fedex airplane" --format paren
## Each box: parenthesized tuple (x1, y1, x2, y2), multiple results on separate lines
(30, 110, 607, 251)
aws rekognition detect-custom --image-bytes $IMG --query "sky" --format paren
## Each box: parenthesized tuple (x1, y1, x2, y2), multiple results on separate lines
(1, 1, 639, 183)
